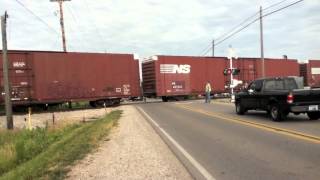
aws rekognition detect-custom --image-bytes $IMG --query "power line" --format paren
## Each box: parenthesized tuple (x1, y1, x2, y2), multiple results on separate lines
(202, 0, 304, 56)
(201, 0, 293, 56)
(82, 0, 107, 52)
(263, 0, 290, 11)
(215, 0, 291, 43)
(215, 12, 259, 42)
(15, 0, 60, 36)
(14, 0, 80, 51)
(64, 4, 87, 50)
(214, 17, 259, 47)
(199, 43, 212, 56)
(214, 0, 290, 43)
(199, 11, 260, 55)
(220, 0, 303, 45)
(263, 0, 303, 17)
(201, 44, 213, 56)
(65, 4, 78, 24)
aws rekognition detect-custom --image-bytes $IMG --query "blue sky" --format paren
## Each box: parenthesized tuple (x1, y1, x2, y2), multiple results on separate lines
(0, 0, 319, 62)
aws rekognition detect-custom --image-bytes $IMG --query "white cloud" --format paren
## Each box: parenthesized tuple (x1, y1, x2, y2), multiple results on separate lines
(0, 0, 319, 61)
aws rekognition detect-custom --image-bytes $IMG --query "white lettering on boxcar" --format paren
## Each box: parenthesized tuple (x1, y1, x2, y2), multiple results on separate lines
(311, 68, 320, 75)
(13, 62, 26, 68)
(123, 84, 131, 95)
(116, 88, 122, 93)
(15, 70, 25, 74)
(160, 64, 191, 74)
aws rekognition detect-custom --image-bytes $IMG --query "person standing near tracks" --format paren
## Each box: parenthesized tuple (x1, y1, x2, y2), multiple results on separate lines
(205, 81, 212, 103)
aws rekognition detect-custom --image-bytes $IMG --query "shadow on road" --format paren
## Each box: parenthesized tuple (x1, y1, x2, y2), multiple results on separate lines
(242, 111, 316, 123)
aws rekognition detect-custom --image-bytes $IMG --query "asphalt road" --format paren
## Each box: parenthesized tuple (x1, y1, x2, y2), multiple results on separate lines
(136, 99, 320, 180)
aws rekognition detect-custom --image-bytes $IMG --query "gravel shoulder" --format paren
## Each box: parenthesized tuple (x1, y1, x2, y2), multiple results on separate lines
(66, 105, 192, 180)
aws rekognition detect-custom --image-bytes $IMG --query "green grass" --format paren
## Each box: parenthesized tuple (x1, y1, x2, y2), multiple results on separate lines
(0, 110, 122, 180)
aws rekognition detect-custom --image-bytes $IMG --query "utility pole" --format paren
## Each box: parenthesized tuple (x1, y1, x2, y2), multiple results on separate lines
(260, 6, 265, 78)
(212, 40, 215, 57)
(1, 11, 13, 129)
(50, 0, 70, 52)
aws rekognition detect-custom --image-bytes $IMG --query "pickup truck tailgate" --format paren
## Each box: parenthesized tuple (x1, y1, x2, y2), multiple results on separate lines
(293, 88, 320, 104)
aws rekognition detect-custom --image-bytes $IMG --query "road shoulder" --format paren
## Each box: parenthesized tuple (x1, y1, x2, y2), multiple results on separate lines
(66, 105, 192, 180)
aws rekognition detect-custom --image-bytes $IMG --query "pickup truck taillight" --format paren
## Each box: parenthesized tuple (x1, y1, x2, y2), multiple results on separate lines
(287, 93, 294, 104)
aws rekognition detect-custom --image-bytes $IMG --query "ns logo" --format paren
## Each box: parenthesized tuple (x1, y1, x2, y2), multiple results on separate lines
(160, 64, 191, 74)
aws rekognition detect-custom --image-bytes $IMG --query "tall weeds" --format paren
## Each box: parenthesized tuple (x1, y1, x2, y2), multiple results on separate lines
(0, 110, 121, 179)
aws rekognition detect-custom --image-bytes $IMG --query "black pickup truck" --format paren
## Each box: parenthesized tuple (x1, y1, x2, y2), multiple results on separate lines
(235, 77, 320, 121)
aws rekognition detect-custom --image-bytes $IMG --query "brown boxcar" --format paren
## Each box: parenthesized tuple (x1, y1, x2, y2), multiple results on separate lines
(232, 57, 300, 84)
(142, 55, 300, 100)
(0, 50, 141, 107)
(142, 55, 229, 100)
(300, 60, 320, 87)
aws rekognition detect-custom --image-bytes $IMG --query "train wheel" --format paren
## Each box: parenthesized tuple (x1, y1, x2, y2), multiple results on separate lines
(42, 104, 49, 111)
(89, 101, 97, 108)
(112, 99, 121, 106)
(68, 102, 72, 109)
(12, 106, 27, 112)
(162, 96, 168, 102)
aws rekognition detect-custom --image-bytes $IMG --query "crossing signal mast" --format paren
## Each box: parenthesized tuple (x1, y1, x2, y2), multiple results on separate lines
(227, 46, 243, 102)
(227, 46, 238, 92)
(50, 0, 71, 52)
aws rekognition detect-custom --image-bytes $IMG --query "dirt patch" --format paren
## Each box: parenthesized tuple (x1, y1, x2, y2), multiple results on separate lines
(0, 108, 112, 129)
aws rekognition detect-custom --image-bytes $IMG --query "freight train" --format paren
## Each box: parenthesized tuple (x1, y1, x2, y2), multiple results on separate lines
(0, 51, 141, 109)
(1, 50, 319, 107)
(142, 55, 302, 101)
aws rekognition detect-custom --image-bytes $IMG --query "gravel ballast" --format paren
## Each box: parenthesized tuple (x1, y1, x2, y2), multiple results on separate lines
(67, 105, 192, 180)
(0, 108, 111, 129)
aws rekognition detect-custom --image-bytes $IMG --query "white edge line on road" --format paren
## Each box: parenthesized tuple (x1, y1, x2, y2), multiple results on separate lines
(137, 107, 216, 180)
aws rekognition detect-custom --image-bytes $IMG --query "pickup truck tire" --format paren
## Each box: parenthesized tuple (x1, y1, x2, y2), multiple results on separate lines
(270, 104, 284, 121)
(307, 112, 320, 120)
(235, 101, 246, 115)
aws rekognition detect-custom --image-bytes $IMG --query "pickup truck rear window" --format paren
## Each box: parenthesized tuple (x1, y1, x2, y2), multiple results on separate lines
(264, 78, 297, 90)
(265, 80, 284, 90)
(284, 78, 298, 90)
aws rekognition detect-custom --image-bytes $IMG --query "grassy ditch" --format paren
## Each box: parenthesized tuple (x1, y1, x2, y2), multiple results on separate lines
(0, 110, 122, 180)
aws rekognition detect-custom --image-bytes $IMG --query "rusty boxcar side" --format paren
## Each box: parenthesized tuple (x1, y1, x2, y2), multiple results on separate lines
(232, 57, 300, 84)
(142, 55, 228, 99)
(0, 50, 141, 107)
(142, 55, 300, 100)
